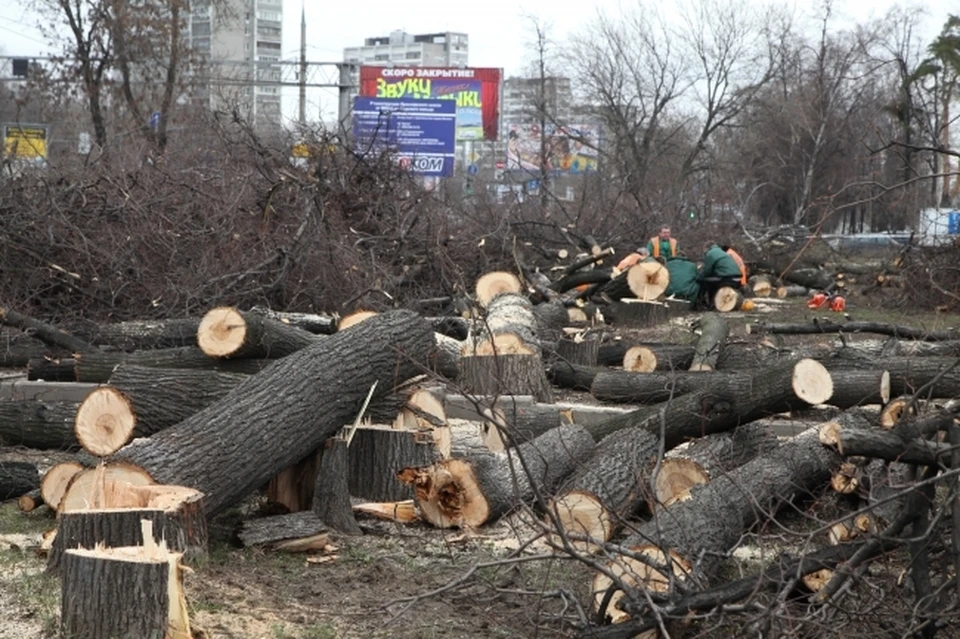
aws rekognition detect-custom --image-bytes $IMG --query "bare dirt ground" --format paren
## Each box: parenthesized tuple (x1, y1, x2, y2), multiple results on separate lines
(1, 296, 958, 639)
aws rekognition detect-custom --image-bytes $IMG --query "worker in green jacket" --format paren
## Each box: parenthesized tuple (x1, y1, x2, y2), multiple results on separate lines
(664, 256, 700, 302)
(646, 226, 679, 260)
(699, 242, 743, 281)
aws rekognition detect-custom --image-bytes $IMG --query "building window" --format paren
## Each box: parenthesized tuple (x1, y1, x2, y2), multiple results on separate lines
(256, 10, 281, 21)
(257, 41, 281, 50)
(375, 54, 389, 61)
(405, 51, 420, 59)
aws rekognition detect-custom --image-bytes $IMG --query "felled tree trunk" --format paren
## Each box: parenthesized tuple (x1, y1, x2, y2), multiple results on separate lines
(68, 318, 201, 351)
(0, 400, 80, 449)
(592, 427, 839, 621)
(690, 314, 729, 371)
(74, 347, 268, 383)
(197, 307, 318, 359)
(0, 306, 96, 353)
(601, 262, 669, 301)
(0, 461, 40, 500)
(548, 361, 604, 391)
(590, 369, 721, 404)
(400, 424, 596, 528)
(49, 488, 207, 573)
(712, 287, 743, 313)
(432, 332, 463, 379)
(238, 511, 330, 551)
(818, 366, 891, 408)
(111, 311, 435, 517)
(751, 320, 959, 342)
(74, 366, 247, 454)
(312, 437, 361, 534)
(26, 357, 77, 382)
(619, 344, 696, 372)
(346, 425, 447, 502)
(0, 331, 58, 367)
(18, 488, 43, 512)
(60, 523, 192, 639)
(782, 267, 833, 290)
(248, 306, 338, 335)
(777, 284, 809, 298)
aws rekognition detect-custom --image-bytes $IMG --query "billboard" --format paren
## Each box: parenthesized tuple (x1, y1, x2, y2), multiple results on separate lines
(505, 123, 600, 174)
(352, 97, 457, 177)
(359, 66, 502, 141)
(3, 124, 48, 161)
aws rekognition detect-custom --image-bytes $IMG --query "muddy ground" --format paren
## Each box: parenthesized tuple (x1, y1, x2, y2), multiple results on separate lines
(1, 296, 957, 639)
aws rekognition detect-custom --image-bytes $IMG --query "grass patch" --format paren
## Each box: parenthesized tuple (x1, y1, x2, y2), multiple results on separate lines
(0, 501, 54, 536)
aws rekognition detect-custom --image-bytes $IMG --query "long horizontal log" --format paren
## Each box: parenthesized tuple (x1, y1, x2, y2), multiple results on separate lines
(0, 307, 97, 354)
(0, 400, 79, 449)
(750, 319, 959, 342)
(197, 307, 318, 359)
(827, 356, 960, 399)
(819, 423, 951, 466)
(66, 318, 201, 351)
(247, 306, 338, 335)
(74, 347, 269, 383)
(27, 358, 77, 382)
(1, 461, 41, 500)
(590, 369, 732, 404)
(0, 330, 60, 367)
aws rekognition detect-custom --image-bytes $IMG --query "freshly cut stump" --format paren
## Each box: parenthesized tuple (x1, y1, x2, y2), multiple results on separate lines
(50, 486, 207, 572)
(626, 261, 669, 300)
(347, 425, 447, 502)
(606, 300, 669, 328)
(74, 387, 136, 456)
(556, 335, 599, 366)
(400, 425, 596, 528)
(197, 306, 316, 359)
(460, 353, 553, 402)
(338, 310, 378, 330)
(313, 437, 361, 535)
(60, 521, 191, 639)
(41, 461, 86, 512)
(58, 464, 155, 514)
(713, 286, 743, 312)
(476, 271, 522, 308)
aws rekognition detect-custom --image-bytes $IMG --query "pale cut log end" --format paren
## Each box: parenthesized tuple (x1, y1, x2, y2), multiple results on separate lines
(75, 387, 137, 457)
(854, 514, 876, 534)
(476, 272, 522, 308)
(567, 308, 589, 324)
(753, 280, 772, 297)
(880, 396, 913, 429)
(397, 459, 490, 528)
(879, 371, 891, 404)
(713, 286, 742, 312)
(745, 323, 756, 335)
(197, 306, 247, 358)
(481, 423, 506, 452)
(18, 490, 43, 512)
(549, 491, 613, 550)
(41, 461, 86, 511)
(353, 500, 420, 523)
(592, 545, 691, 624)
(653, 459, 710, 508)
(688, 363, 713, 372)
(406, 389, 446, 426)
(827, 522, 854, 545)
(467, 333, 536, 356)
(626, 261, 669, 301)
(58, 463, 155, 514)
(338, 310, 378, 330)
(776, 286, 788, 298)
(818, 422, 843, 453)
(622, 346, 657, 373)
(830, 463, 859, 494)
(802, 568, 833, 593)
(792, 359, 834, 405)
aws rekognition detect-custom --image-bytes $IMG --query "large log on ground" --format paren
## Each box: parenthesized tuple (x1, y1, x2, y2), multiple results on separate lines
(827, 356, 960, 399)
(601, 262, 670, 301)
(74, 347, 269, 383)
(111, 311, 434, 517)
(781, 267, 833, 290)
(0, 461, 40, 500)
(690, 314, 729, 371)
(399, 424, 596, 528)
(49, 486, 207, 572)
(776, 284, 809, 298)
(592, 426, 840, 621)
(547, 361, 603, 391)
(74, 366, 247, 455)
(248, 306, 338, 335)
(60, 523, 191, 639)
(590, 369, 720, 404)
(0, 330, 59, 367)
(68, 318, 201, 351)
(238, 511, 329, 551)
(712, 286, 743, 312)
(197, 306, 318, 359)
(750, 319, 960, 342)
(26, 357, 77, 382)
(0, 399, 80, 449)
(0, 306, 97, 354)
(619, 344, 696, 372)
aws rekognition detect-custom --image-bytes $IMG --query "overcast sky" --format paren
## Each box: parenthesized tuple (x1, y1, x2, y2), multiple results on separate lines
(1, 0, 956, 124)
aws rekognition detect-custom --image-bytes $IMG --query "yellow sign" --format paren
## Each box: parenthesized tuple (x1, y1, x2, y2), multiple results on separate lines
(3, 124, 48, 160)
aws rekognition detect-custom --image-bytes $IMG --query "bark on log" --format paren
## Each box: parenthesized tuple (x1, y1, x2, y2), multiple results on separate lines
(0, 306, 97, 354)
(556, 335, 600, 366)
(26, 357, 77, 382)
(0, 461, 40, 500)
(605, 301, 669, 328)
(461, 353, 553, 402)
(602, 427, 840, 605)
(347, 425, 446, 502)
(312, 437, 361, 534)
(533, 301, 569, 336)
(18, 488, 43, 512)
(68, 318, 201, 351)
(828, 356, 960, 400)
(749, 275, 773, 298)
(0, 331, 58, 367)
(776, 284, 809, 298)
(0, 399, 80, 449)
(400, 424, 596, 528)
(60, 526, 191, 639)
(238, 511, 329, 551)
(49, 488, 207, 573)
(74, 347, 269, 384)
(432, 332, 463, 379)
(619, 344, 696, 372)
(111, 311, 434, 518)
(197, 307, 318, 359)
(547, 361, 604, 391)
(690, 314, 729, 371)
(818, 366, 890, 407)
(75, 364, 249, 454)
(751, 320, 960, 342)
(782, 267, 833, 290)
(590, 369, 720, 404)
(469, 293, 541, 355)
(426, 316, 472, 341)
(41, 461, 86, 511)
(820, 420, 954, 467)
(248, 306, 338, 335)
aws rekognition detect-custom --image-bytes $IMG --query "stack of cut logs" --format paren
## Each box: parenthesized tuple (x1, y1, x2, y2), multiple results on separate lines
(1, 264, 958, 637)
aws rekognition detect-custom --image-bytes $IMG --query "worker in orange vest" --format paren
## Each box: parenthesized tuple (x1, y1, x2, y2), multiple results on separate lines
(646, 226, 679, 260)
(616, 247, 650, 271)
(721, 244, 748, 287)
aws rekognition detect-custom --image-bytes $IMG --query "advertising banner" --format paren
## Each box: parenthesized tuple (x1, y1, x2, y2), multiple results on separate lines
(3, 124, 48, 161)
(352, 97, 457, 177)
(505, 123, 600, 175)
(359, 67, 502, 141)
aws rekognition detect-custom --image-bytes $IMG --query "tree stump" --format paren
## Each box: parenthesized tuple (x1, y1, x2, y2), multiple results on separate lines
(57, 464, 156, 515)
(460, 353, 553, 402)
(605, 300, 669, 328)
(313, 437, 361, 535)
(556, 335, 600, 366)
(347, 425, 447, 502)
(60, 521, 191, 639)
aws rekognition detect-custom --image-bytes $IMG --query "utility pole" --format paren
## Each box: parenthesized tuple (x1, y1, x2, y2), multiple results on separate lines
(298, 2, 307, 126)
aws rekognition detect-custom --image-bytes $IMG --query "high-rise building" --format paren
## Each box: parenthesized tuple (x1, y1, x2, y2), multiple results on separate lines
(186, 0, 283, 127)
(500, 75, 573, 125)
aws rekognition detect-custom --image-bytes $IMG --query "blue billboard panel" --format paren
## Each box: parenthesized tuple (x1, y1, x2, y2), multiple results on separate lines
(352, 97, 457, 177)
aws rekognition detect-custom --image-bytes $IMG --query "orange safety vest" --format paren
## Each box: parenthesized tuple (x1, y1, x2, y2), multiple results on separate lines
(726, 248, 748, 286)
(650, 237, 678, 259)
